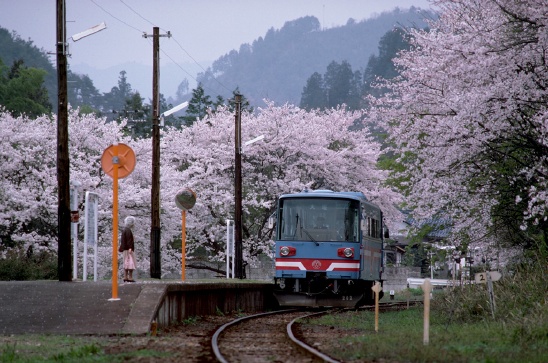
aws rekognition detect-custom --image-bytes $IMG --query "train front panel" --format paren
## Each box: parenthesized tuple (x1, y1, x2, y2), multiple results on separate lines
(272, 190, 383, 307)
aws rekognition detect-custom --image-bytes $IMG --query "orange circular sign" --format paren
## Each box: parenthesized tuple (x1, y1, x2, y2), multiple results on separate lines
(101, 143, 136, 179)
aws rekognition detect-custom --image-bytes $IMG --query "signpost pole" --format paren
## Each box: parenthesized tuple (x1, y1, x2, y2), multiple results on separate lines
(422, 279, 432, 345)
(487, 272, 496, 318)
(174, 188, 196, 282)
(83, 192, 89, 281)
(372, 281, 381, 333)
(474, 270, 501, 319)
(181, 210, 186, 281)
(226, 220, 230, 278)
(111, 145, 120, 301)
(100, 143, 136, 301)
(93, 195, 98, 282)
(83, 192, 100, 282)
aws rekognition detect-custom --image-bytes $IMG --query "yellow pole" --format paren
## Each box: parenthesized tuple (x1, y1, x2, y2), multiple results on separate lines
(111, 145, 119, 300)
(372, 281, 381, 332)
(181, 210, 186, 281)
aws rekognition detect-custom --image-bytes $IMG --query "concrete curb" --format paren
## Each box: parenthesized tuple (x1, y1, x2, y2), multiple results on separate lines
(122, 284, 167, 334)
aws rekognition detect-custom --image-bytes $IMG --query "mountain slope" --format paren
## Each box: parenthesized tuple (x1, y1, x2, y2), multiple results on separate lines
(196, 7, 431, 106)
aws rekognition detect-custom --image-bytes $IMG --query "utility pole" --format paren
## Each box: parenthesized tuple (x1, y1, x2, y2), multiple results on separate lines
(56, 0, 71, 281)
(234, 94, 244, 279)
(143, 27, 170, 278)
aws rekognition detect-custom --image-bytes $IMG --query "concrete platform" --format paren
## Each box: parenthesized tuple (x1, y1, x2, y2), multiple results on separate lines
(0, 280, 274, 335)
(0, 281, 165, 335)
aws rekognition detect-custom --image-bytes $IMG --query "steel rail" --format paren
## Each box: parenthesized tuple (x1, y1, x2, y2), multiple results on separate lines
(211, 308, 297, 363)
(286, 310, 342, 363)
(212, 301, 421, 362)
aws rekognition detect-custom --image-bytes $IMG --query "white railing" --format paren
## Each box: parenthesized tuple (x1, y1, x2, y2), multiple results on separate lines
(406, 278, 455, 288)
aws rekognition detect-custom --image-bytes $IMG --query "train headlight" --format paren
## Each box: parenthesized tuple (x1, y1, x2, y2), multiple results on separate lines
(280, 246, 296, 256)
(337, 247, 354, 258)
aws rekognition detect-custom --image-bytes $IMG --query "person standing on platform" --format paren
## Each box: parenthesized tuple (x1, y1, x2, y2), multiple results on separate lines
(119, 216, 136, 282)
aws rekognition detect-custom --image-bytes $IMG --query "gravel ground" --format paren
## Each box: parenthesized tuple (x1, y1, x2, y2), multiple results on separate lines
(102, 314, 234, 362)
(1, 312, 363, 362)
(101, 312, 358, 362)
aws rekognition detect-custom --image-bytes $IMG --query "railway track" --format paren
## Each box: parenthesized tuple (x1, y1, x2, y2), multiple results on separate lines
(211, 301, 420, 363)
(212, 308, 338, 362)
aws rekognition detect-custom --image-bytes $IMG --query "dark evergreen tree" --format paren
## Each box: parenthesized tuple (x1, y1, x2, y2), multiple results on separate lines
(102, 71, 133, 118)
(0, 58, 51, 118)
(213, 95, 225, 110)
(363, 27, 411, 99)
(300, 72, 326, 110)
(182, 83, 212, 126)
(67, 72, 102, 113)
(323, 60, 362, 110)
(121, 91, 151, 138)
(0, 27, 57, 112)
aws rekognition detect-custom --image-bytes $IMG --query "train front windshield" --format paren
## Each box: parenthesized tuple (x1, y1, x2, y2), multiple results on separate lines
(277, 198, 360, 242)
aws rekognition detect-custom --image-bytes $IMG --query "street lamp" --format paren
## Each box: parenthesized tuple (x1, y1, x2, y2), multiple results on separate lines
(160, 101, 189, 126)
(71, 22, 106, 42)
(243, 134, 265, 149)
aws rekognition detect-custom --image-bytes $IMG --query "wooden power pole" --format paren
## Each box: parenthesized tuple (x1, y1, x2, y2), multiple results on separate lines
(143, 27, 170, 278)
(56, 0, 71, 281)
(234, 94, 244, 278)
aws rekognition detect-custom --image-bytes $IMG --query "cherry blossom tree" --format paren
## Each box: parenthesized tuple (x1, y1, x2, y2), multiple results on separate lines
(371, 0, 548, 258)
(0, 111, 57, 251)
(0, 109, 120, 275)
(1, 102, 401, 278)
(159, 102, 401, 272)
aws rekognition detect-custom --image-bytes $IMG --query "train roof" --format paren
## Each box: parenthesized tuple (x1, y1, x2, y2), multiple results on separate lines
(279, 189, 371, 204)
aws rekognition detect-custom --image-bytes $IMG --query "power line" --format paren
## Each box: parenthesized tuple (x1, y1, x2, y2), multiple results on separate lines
(142, 37, 222, 97)
(115, 0, 232, 94)
(90, 0, 235, 98)
(170, 36, 232, 94)
(89, 0, 143, 34)
(119, 0, 156, 28)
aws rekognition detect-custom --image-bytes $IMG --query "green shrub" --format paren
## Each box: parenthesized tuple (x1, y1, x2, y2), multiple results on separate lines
(431, 261, 548, 331)
(0, 248, 58, 280)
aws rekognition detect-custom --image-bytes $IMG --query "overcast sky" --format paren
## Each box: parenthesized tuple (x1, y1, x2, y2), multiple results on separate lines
(1, 0, 432, 97)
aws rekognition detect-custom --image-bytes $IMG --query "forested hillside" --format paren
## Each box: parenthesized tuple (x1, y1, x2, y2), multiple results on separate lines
(0, 27, 159, 123)
(194, 7, 431, 106)
(0, 27, 57, 111)
(0, 7, 432, 119)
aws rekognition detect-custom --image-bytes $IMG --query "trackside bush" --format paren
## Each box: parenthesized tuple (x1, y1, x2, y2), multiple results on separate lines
(0, 248, 58, 280)
(431, 261, 548, 344)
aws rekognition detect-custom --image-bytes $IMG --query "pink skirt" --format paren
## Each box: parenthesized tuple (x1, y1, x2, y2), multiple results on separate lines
(123, 250, 136, 270)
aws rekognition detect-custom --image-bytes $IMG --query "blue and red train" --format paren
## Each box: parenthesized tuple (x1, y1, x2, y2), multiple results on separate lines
(271, 189, 387, 308)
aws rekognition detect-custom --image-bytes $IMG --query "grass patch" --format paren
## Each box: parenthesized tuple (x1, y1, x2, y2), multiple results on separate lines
(306, 262, 548, 363)
(0, 335, 107, 362)
(308, 307, 547, 363)
(0, 335, 174, 363)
